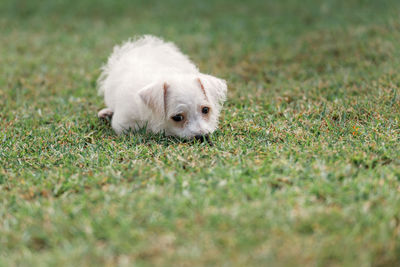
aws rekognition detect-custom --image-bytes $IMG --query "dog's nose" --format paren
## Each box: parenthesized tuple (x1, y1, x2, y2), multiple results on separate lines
(194, 135, 207, 142)
(194, 134, 212, 145)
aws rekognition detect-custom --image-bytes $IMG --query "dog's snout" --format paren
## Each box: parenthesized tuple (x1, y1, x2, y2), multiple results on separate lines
(194, 134, 212, 145)
(194, 135, 206, 141)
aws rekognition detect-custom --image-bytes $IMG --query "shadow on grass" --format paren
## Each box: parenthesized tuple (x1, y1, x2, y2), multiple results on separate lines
(95, 117, 216, 147)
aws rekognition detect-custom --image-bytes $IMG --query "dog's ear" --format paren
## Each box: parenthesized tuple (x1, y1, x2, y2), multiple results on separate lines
(139, 82, 169, 117)
(197, 74, 227, 106)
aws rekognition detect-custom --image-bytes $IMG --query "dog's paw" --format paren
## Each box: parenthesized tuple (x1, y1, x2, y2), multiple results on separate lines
(98, 108, 114, 119)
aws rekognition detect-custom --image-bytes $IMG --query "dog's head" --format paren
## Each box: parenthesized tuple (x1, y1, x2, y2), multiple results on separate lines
(139, 74, 227, 139)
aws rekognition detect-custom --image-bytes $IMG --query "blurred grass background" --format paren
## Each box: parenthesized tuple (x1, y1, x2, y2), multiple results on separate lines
(1, 0, 400, 266)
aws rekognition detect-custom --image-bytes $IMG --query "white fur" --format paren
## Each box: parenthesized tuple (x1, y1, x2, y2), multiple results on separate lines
(97, 35, 227, 138)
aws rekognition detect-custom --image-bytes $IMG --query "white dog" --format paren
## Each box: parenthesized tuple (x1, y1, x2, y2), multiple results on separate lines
(97, 35, 227, 140)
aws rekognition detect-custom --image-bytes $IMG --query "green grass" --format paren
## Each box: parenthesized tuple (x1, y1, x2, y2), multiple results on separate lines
(1, 0, 400, 266)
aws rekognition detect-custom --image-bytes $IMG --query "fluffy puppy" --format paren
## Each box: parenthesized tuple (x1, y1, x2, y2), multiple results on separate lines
(97, 35, 227, 139)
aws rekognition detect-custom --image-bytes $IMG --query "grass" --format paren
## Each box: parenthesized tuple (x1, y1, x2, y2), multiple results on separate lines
(1, 0, 400, 265)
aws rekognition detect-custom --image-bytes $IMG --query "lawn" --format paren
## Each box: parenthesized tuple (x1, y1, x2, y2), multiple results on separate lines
(1, 0, 400, 266)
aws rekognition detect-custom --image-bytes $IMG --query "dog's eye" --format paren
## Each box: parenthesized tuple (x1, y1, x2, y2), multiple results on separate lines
(171, 114, 184, 122)
(202, 107, 210, 114)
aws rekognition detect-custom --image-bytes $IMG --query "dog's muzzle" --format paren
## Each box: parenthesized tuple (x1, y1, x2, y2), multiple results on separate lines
(194, 134, 213, 145)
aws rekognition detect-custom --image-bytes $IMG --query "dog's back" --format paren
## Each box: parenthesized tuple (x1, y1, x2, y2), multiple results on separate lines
(98, 35, 198, 98)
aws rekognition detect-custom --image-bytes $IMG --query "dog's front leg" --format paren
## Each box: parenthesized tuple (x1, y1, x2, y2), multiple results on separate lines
(98, 108, 114, 119)
(111, 111, 130, 135)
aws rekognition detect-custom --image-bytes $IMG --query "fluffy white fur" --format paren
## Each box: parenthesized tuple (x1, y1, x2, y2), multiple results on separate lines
(97, 35, 227, 139)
